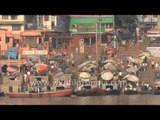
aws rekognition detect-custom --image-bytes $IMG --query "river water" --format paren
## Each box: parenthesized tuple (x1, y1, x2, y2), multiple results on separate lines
(1, 95, 160, 105)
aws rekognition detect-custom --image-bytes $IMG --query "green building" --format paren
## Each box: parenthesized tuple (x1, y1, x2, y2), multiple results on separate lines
(69, 15, 115, 34)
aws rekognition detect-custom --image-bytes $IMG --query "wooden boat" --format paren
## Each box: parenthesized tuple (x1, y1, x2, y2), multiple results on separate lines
(91, 87, 106, 96)
(124, 90, 138, 95)
(105, 89, 121, 95)
(153, 87, 160, 95)
(72, 90, 93, 96)
(153, 80, 160, 95)
(6, 89, 72, 98)
(73, 87, 106, 96)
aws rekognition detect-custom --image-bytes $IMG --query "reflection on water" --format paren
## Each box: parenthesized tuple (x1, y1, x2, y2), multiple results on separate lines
(1, 95, 160, 105)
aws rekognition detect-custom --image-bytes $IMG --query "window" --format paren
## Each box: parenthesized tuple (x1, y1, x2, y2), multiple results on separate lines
(2, 15, 8, 20)
(84, 38, 90, 45)
(9, 86, 13, 92)
(12, 25, 21, 31)
(51, 21, 55, 29)
(44, 15, 49, 21)
(72, 24, 78, 29)
(5, 37, 9, 43)
(44, 37, 49, 41)
(11, 15, 17, 20)
(106, 23, 113, 29)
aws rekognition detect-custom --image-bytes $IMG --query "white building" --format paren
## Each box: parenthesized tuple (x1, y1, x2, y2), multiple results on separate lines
(37, 15, 57, 30)
(0, 15, 25, 34)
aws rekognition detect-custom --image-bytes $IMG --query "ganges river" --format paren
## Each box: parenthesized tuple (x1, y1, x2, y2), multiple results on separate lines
(1, 95, 160, 105)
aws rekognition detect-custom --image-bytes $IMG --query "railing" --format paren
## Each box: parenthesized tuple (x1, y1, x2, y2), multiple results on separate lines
(143, 18, 158, 23)
(149, 41, 160, 46)
(71, 28, 105, 33)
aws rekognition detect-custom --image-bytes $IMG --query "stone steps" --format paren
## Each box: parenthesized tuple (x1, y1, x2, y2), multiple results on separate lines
(140, 68, 155, 87)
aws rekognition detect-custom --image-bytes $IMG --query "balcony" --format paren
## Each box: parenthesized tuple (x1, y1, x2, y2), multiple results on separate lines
(143, 18, 158, 23)
(0, 21, 24, 25)
(70, 28, 106, 33)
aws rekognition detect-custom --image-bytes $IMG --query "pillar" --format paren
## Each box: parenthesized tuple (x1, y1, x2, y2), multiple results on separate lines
(56, 38, 58, 49)
(18, 54, 21, 60)
(157, 15, 160, 29)
(116, 39, 119, 52)
(136, 27, 140, 47)
(69, 40, 71, 50)
(126, 41, 128, 51)
(42, 36, 44, 44)
(36, 37, 39, 44)
(89, 37, 91, 45)
(49, 37, 52, 50)
(8, 54, 10, 60)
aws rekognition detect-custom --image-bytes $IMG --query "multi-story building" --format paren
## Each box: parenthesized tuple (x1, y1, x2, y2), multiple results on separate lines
(68, 15, 115, 47)
(0, 15, 25, 34)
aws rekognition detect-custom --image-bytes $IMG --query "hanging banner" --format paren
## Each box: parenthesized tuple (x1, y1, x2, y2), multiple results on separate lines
(79, 39, 84, 53)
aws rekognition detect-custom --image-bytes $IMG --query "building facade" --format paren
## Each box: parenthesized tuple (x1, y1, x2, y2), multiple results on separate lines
(67, 15, 115, 48)
(137, 15, 158, 28)
(0, 15, 25, 34)
(25, 15, 38, 30)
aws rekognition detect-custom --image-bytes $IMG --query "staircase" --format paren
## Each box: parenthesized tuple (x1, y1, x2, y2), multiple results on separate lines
(117, 45, 140, 57)
(139, 67, 155, 87)
(65, 53, 85, 73)
(74, 53, 86, 67)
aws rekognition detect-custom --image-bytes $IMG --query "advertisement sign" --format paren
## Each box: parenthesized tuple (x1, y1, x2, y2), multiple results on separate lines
(23, 50, 48, 55)
(146, 47, 160, 57)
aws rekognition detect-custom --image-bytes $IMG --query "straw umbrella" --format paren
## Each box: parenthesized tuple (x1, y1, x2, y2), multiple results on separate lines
(104, 59, 116, 65)
(126, 66, 139, 74)
(104, 63, 116, 71)
(79, 72, 91, 79)
(101, 71, 113, 81)
(7, 66, 17, 73)
(123, 74, 139, 82)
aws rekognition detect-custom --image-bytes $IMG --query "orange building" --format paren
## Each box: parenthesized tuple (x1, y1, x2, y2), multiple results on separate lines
(0, 29, 20, 55)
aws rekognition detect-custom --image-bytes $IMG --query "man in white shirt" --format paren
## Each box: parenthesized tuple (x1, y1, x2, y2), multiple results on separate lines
(118, 71, 122, 80)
